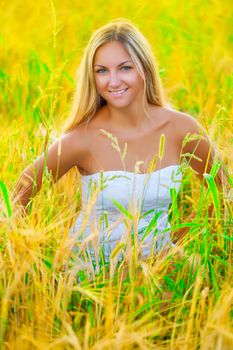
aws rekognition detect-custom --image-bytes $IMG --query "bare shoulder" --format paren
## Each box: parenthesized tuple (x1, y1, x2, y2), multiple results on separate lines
(173, 109, 203, 133)
(161, 107, 206, 138)
(62, 122, 89, 151)
(150, 106, 200, 129)
(60, 122, 91, 156)
(42, 122, 90, 173)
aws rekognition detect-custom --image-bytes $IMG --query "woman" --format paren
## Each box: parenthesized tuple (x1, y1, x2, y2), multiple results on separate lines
(13, 18, 226, 270)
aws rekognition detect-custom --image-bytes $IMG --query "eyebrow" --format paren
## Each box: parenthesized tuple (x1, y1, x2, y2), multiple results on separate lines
(94, 60, 133, 68)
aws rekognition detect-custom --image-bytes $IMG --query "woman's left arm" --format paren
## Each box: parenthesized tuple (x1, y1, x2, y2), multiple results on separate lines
(178, 113, 228, 186)
(172, 112, 231, 243)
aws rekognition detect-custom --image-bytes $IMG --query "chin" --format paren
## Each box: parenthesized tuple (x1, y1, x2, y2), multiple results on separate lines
(108, 97, 132, 106)
(109, 101, 131, 109)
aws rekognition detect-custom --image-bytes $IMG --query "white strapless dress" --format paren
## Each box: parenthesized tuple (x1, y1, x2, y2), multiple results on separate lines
(69, 165, 182, 264)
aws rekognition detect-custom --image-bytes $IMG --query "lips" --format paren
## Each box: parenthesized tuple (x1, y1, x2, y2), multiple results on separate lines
(109, 88, 128, 96)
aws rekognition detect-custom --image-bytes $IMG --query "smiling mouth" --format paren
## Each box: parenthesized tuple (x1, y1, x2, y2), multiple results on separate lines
(109, 88, 128, 96)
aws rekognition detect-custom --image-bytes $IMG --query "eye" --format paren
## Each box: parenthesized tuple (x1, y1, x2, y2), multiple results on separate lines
(121, 66, 133, 70)
(95, 68, 106, 74)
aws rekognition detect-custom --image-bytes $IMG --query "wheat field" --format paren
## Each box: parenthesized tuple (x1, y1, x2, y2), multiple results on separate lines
(0, 0, 233, 349)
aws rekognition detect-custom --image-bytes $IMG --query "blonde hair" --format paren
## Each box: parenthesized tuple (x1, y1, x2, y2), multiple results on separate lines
(64, 18, 165, 131)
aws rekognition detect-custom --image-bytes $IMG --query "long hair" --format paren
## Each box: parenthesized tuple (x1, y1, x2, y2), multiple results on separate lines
(64, 18, 165, 132)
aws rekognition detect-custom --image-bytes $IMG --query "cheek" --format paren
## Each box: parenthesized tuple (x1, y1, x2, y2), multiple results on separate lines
(135, 72, 144, 85)
(128, 71, 144, 85)
(137, 77, 145, 93)
(95, 76, 107, 91)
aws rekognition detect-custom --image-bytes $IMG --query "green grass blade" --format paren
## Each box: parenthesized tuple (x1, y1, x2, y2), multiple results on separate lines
(142, 210, 163, 238)
(203, 173, 220, 221)
(110, 198, 134, 220)
(170, 188, 179, 225)
(0, 181, 12, 218)
(210, 161, 221, 179)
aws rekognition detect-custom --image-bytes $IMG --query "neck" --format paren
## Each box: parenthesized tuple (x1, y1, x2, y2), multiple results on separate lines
(106, 100, 152, 131)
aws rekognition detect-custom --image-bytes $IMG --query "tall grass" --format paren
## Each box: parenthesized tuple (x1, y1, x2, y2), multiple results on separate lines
(0, 0, 233, 348)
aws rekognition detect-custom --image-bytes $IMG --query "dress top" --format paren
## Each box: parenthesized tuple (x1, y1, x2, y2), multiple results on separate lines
(69, 164, 182, 263)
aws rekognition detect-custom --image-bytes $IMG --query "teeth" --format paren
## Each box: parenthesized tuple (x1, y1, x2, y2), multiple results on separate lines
(109, 88, 127, 95)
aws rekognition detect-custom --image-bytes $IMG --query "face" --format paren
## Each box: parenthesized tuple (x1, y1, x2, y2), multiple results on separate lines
(93, 40, 145, 108)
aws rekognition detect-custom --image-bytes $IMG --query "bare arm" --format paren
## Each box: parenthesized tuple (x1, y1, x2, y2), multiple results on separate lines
(176, 112, 230, 189)
(12, 129, 86, 209)
(172, 112, 231, 243)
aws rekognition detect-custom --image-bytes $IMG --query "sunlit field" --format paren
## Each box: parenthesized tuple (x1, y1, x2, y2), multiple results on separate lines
(0, 0, 233, 349)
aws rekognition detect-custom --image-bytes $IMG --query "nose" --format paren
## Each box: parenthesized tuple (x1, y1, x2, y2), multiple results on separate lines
(108, 70, 121, 89)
